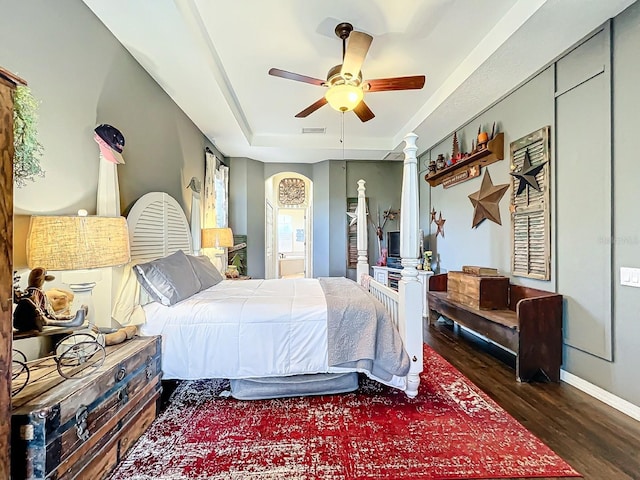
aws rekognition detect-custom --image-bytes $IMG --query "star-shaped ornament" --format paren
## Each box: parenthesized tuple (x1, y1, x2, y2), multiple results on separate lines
(510, 149, 547, 195)
(430, 207, 437, 224)
(346, 208, 358, 227)
(468, 170, 510, 228)
(435, 212, 446, 238)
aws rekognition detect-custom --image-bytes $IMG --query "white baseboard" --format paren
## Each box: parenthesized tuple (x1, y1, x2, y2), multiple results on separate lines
(561, 369, 640, 422)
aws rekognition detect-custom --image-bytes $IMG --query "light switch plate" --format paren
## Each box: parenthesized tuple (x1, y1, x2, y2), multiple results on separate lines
(620, 267, 640, 287)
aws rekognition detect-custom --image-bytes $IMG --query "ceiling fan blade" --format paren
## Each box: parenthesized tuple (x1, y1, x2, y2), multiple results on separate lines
(365, 75, 426, 92)
(269, 68, 325, 86)
(340, 31, 373, 80)
(353, 100, 375, 123)
(295, 97, 328, 118)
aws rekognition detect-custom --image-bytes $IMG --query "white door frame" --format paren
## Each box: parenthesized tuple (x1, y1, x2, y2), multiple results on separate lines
(265, 199, 275, 279)
(265, 173, 313, 279)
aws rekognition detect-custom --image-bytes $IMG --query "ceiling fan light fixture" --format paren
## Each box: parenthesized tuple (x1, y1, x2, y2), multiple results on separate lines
(325, 84, 363, 112)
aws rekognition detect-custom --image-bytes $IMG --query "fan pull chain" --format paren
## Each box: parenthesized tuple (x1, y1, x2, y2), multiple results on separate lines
(341, 112, 345, 160)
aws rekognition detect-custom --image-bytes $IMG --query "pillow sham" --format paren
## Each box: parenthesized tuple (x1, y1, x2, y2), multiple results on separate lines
(187, 254, 225, 290)
(133, 250, 201, 306)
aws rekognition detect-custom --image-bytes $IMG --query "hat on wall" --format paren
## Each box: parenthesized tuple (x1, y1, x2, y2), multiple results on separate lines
(94, 124, 125, 164)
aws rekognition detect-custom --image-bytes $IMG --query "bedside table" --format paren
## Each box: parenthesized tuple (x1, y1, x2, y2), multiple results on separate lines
(11, 336, 162, 480)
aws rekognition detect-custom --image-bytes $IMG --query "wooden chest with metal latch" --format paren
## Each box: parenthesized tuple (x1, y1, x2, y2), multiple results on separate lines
(11, 335, 162, 480)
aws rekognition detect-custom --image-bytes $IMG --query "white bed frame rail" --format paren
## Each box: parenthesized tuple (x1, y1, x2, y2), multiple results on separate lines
(367, 278, 399, 327)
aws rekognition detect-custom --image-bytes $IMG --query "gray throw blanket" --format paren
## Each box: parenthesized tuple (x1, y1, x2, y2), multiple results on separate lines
(319, 277, 410, 382)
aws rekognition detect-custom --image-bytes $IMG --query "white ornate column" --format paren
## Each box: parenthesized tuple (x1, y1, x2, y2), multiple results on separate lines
(96, 152, 120, 329)
(96, 152, 120, 216)
(356, 179, 369, 281)
(398, 132, 423, 398)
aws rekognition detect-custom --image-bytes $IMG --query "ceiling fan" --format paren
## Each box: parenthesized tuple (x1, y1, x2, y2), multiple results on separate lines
(268, 22, 426, 122)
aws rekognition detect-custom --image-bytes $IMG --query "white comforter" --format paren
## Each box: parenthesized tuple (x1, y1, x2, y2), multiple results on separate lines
(140, 278, 331, 380)
(140, 278, 409, 390)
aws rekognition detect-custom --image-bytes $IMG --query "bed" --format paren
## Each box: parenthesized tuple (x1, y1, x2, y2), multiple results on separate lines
(121, 132, 424, 398)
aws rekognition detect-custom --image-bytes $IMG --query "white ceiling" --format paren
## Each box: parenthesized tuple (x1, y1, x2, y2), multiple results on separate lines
(82, 0, 635, 163)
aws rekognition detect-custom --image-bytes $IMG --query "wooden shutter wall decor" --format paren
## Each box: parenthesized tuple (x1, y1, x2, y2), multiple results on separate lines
(510, 126, 551, 280)
(346, 197, 368, 269)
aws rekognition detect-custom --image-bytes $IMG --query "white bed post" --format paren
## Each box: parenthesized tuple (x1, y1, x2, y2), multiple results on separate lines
(356, 179, 369, 281)
(398, 132, 423, 398)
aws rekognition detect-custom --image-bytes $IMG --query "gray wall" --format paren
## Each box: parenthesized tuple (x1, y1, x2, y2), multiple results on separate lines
(312, 161, 331, 278)
(228, 157, 266, 278)
(420, 67, 555, 287)
(2, 0, 215, 361)
(419, 2, 640, 408)
(328, 161, 347, 277)
(607, 0, 640, 407)
(1, 0, 211, 268)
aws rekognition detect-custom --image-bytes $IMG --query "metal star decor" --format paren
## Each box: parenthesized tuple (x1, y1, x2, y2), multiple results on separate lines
(430, 207, 437, 224)
(468, 170, 510, 228)
(510, 148, 547, 195)
(435, 212, 446, 238)
(346, 208, 358, 227)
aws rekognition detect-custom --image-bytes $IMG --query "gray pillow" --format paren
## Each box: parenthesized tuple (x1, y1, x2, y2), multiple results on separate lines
(133, 250, 201, 306)
(187, 255, 225, 289)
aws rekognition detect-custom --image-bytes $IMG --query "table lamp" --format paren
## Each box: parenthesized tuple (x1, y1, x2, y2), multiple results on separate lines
(201, 227, 233, 273)
(26, 213, 131, 329)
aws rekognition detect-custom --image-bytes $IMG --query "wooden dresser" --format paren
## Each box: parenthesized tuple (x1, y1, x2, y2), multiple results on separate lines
(11, 335, 162, 480)
(1, 66, 27, 478)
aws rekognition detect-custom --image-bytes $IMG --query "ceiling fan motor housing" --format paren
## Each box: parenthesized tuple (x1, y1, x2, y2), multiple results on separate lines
(325, 64, 362, 88)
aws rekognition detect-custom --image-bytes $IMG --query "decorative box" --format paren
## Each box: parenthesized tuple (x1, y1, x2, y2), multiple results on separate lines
(447, 271, 509, 310)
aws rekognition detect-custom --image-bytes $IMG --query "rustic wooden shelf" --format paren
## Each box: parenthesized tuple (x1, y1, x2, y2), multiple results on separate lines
(425, 132, 504, 187)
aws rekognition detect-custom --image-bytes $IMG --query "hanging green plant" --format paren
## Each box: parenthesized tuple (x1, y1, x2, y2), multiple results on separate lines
(13, 85, 44, 187)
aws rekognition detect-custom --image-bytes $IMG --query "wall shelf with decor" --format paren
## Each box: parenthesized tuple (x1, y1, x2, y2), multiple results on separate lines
(425, 132, 504, 188)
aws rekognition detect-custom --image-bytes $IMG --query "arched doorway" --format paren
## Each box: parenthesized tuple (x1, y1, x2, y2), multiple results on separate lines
(265, 173, 313, 279)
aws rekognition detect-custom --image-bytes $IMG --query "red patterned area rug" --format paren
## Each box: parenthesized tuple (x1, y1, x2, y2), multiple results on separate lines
(110, 345, 581, 480)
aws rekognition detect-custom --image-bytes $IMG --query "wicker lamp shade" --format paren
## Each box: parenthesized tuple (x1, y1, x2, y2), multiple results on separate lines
(201, 227, 233, 248)
(27, 215, 131, 270)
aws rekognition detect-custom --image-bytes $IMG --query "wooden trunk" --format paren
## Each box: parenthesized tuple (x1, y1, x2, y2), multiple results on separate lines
(11, 336, 162, 480)
(447, 271, 509, 310)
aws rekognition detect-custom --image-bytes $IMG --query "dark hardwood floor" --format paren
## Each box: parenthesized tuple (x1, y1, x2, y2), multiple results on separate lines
(424, 319, 640, 480)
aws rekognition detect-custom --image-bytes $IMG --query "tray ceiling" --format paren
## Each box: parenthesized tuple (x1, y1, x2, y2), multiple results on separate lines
(82, 0, 634, 163)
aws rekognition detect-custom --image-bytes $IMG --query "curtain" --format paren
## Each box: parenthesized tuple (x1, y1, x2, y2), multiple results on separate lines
(187, 177, 202, 253)
(203, 150, 229, 272)
(204, 150, 229, 228)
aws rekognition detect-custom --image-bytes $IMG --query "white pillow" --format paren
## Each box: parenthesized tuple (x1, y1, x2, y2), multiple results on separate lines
(133, 250, 201, 306)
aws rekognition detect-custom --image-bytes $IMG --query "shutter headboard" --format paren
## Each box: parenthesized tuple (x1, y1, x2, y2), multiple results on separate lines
(126, 192, 193, 263)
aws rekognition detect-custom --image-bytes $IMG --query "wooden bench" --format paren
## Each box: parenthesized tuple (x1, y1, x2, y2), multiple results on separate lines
(427, 273, 563, 382)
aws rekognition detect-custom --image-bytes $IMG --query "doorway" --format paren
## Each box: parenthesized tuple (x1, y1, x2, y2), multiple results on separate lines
(265, 173, 313, 279)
